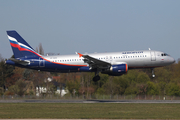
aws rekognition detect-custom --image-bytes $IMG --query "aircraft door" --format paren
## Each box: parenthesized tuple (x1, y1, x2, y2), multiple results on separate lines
(106, 56, 108, 61)
(150, 51, 156, 61)
(39, 58, 45, 67)
(109, 56, 113, 62)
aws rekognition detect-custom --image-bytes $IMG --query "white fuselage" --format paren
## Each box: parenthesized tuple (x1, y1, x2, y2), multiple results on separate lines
(44, 50, 175, 69)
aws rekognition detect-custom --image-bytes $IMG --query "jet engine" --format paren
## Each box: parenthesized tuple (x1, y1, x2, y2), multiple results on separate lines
(102, 64, 128, 76)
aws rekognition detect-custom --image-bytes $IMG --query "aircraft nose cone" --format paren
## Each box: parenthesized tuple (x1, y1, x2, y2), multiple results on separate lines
(172, 58, 175, 63)
(170, 57, 175, 63)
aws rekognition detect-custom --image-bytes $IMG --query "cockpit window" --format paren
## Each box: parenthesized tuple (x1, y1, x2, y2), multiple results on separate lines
(161, 53, 169, 56)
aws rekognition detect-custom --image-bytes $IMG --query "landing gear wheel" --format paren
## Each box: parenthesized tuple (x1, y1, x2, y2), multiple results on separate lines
(93, 75, 100, 82)
(151, 68, 155, 78)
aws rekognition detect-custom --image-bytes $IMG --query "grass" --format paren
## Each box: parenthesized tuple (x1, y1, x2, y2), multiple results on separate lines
(0, 103, 180, 119)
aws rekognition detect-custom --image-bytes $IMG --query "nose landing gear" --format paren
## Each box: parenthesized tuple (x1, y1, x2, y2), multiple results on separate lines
(151, 68, 155, 78)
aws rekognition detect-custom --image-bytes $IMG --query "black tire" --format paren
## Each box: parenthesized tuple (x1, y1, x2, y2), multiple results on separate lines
(93, 75, 100, 82)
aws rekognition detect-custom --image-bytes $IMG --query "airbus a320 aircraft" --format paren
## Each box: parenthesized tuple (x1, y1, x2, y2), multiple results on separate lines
(5, 31, 175, 82)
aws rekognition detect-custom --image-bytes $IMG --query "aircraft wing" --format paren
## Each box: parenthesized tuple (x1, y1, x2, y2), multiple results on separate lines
(9, 58, 30, 65)
(77, 53, 111, 69)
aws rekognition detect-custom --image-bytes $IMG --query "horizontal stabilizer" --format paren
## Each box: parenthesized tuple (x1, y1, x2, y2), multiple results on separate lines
(9, 58, 30, 65)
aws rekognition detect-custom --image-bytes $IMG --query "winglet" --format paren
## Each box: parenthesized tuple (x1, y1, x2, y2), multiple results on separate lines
(77, 53, 83, 58)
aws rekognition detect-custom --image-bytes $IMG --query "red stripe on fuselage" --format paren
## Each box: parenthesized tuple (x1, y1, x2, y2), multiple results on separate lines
(50, 61, 87, 67)
(10, 42, 87, 67)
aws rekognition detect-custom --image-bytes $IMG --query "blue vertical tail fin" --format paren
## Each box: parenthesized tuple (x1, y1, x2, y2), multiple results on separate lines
(7, 30, 41, 58)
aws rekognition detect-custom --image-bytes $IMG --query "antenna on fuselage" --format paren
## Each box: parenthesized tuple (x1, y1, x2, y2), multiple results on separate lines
(148, 48, 151, 50)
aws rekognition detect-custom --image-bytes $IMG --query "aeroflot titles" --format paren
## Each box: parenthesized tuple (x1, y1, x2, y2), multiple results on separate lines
(122, 51, 143, 54)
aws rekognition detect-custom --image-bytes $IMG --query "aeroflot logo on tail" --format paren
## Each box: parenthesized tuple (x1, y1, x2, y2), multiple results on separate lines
(122, 51, 143, 54)
(8, 36, 34, 52)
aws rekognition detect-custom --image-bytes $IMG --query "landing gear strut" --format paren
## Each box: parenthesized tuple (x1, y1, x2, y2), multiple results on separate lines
(151, 68, 155, 78)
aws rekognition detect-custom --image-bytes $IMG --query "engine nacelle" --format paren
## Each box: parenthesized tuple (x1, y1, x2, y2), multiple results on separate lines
(107, 64, 128, 76)
(79, 64, 128, 76)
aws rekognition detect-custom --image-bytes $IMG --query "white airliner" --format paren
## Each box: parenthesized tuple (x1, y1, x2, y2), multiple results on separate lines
(5, 31, 175, 81)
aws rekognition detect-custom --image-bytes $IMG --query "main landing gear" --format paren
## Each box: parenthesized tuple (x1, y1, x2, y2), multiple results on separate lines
(93, 71, 101, 82)
(93, 75, 100, 82)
